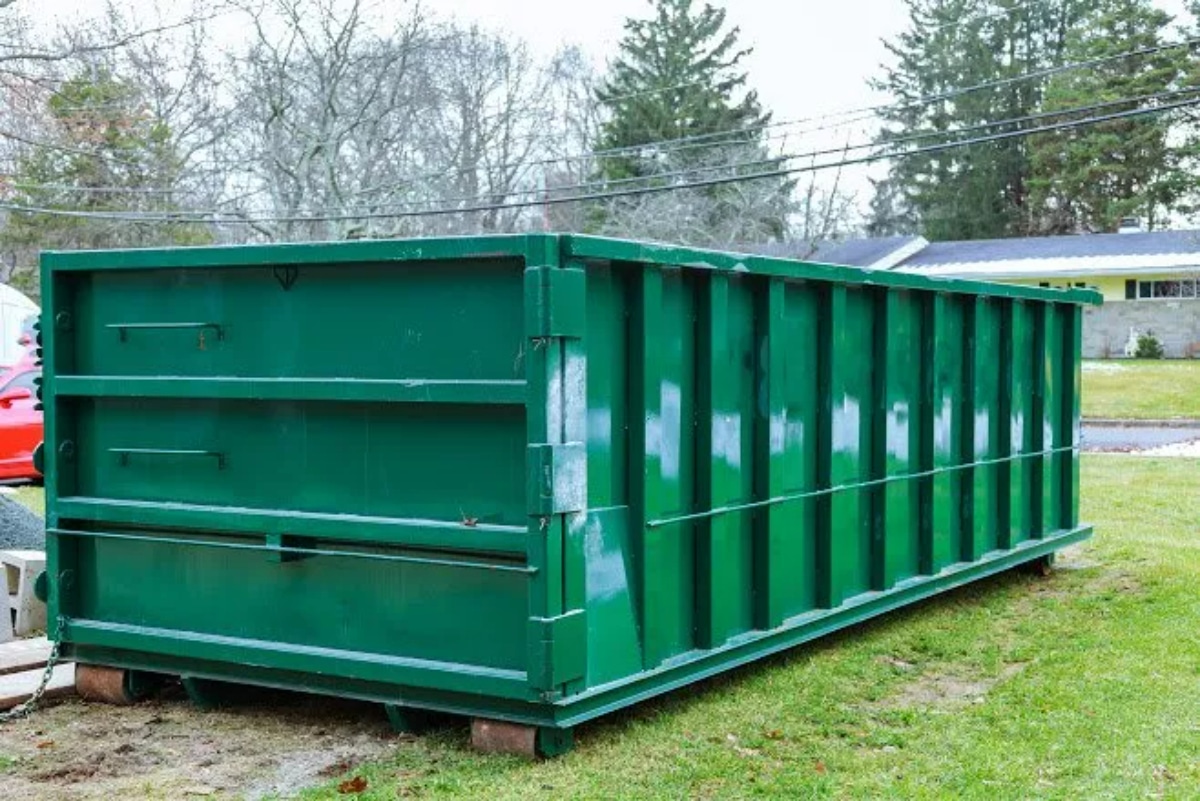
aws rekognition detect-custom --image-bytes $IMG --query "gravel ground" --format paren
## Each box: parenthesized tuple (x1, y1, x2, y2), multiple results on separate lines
(0, 494, 44, 549)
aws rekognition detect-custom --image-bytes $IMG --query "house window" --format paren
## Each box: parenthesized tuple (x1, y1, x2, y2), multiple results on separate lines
(1138, 279, 1198, 299)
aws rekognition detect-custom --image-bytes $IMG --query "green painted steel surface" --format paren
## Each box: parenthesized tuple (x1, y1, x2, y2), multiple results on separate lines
(40, 234, 1098, 739)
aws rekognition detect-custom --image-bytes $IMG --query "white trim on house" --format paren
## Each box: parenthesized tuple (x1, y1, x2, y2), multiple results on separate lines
(896, 252, 1200, 280)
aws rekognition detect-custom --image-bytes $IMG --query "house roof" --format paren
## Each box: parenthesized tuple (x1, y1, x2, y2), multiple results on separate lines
(737, 229, 1200, 279)
(744, 235, 926, 269)
(895, 229, 1200, 279)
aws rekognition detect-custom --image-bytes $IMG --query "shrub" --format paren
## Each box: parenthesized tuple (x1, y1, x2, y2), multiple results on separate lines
(1135, 331, 1165, 359)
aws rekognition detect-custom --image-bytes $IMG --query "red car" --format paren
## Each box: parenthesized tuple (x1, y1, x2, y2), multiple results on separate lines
(0, 355, 42, 481)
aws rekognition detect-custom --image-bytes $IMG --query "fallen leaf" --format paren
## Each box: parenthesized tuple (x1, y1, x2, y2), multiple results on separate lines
(1154, 765, 1176, 783)
(319, 760, 354, 778)
(35, 741, 54, 749)
(815, 760, 828, 775)
(881, 656, 915, 670)
(764, 730, 784, 741)
(338, 776, 368, 794)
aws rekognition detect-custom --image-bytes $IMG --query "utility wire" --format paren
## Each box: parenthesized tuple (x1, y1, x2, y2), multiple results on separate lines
(541, 31, 1200, 162)
(6, 85, 1192, 216)
(253, 32, 1200, 191)
(168, 87, 1200, 214)
(5, 95, 1195, 225)
(17, 62, 1179, 207)
(77, 83, 1172, 219)
(5, 32, 1196, 188)
(412, 85, 1200, 212)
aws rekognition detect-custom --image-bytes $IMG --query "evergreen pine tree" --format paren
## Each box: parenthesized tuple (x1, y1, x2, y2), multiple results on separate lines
(871, 0, 1090, 241)
(0, 66, 209, 263)
(1026, 0, 1198, 233)
(592, 0, 792, 245)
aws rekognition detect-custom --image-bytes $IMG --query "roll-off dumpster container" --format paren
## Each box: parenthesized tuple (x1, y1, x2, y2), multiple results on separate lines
(38, 234, 1098, 755)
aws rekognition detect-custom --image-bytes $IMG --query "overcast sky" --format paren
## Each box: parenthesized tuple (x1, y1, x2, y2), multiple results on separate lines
(427, 0, 909, 130)
(29, 0, 1199, 219)
(420, 0, 1193, 214)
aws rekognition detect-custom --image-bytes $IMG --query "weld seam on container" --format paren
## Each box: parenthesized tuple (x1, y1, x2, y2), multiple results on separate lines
(48, 528, 536, 573)
(647, 444, 1082, 527)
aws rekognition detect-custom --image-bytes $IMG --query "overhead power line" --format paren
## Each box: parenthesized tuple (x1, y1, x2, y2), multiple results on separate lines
(4, 32, 1196, 192)
(54, 84, 1174, 218)
(871, 35, 1200, 119)
(573, 30, 1200, 159)
(4, 94, 1196, 225)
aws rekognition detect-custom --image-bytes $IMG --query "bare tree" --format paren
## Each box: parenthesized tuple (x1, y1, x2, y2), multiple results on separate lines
(0, 2, 232, 290)
(788, 159, 860, 256)
(412, 24, 557, 235)
(225, 0, 430, 241)
(591, 142, 798, 248)
(224, 3, 583, 241)
(0, 0, 229, 81)
(539, 46, 602, 233)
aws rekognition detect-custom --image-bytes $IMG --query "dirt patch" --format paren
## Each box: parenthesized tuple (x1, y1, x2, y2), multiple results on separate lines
(0, 686, 406, 800)
(1053, 546, 1143, 595)
(879, 663, 1027, 711)
(1086, 569, 1144, 596)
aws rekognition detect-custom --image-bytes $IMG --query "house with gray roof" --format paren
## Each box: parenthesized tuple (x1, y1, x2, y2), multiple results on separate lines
(754, 226, 1200, 358)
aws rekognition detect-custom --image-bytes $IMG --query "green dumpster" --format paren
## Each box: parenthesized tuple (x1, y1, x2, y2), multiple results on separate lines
(38, 234, 1098, 756)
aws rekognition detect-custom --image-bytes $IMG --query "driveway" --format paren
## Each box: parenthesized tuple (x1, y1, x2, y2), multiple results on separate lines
(1081, 425, 1200, 452)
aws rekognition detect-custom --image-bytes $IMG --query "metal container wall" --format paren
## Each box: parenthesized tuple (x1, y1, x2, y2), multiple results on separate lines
(40, 235, 1098, 753)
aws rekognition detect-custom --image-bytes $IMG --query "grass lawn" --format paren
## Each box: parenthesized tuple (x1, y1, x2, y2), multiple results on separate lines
(8, 460, 1198, 799)
(293, 456, 1199, 800)
(7, 484, 43, 517)
(1082, 360, 1200, 420)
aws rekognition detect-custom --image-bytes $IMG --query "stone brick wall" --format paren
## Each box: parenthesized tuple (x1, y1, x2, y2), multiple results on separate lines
(1082, 299, 1200, 358)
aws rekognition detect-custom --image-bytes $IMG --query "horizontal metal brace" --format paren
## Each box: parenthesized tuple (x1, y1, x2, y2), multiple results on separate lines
(647, 445, 1080, 529)
(49, 527, 537, 575)
(55, 496, 528, 556)
(107, 321, 223, 343)
(56, 376, 527, 406)
(111, 447, 226, 470)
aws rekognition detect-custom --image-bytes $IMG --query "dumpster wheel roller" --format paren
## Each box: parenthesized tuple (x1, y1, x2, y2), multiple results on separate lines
(75, 665, 137, 705)
(1020, 554, 1056, 577)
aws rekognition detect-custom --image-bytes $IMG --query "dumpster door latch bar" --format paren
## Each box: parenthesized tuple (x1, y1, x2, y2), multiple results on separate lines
(107, 321, 224, 347)
(110, 447, 227, 470)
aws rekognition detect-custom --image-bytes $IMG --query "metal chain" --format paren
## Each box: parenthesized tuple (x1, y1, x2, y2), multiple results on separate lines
(0, 617, 65, 723)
